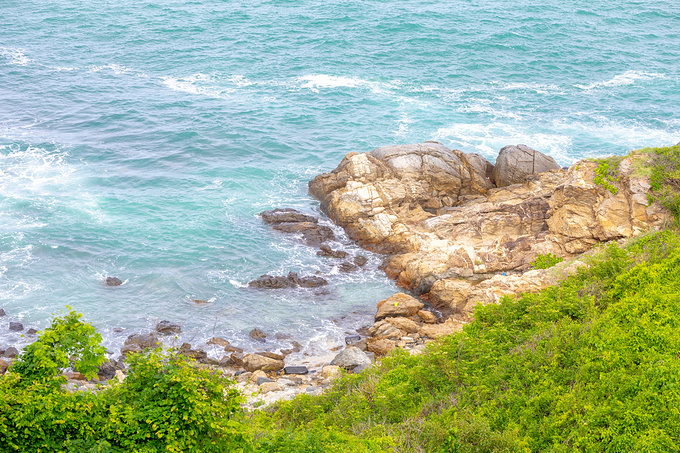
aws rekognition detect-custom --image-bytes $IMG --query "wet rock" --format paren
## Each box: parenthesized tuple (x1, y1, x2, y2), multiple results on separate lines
(105, 277, 123, 287)
(26, 328, 38, 335)
(242, 353, 285, 372)
(155, 320, 181, 335)
(225, 345, 244, 354)
(354, 255, 368, 267)
(97, 360, 117, 380)
(207, 337, 230, 347)
(260, 208, 317, 225)
(1, 346, 19, 358)
(179, 348, 209, 363)
(345, 335, 361, 345)
(231, 352, 244, 367)
(249, 328, 267, 341)
(124, 333, 159, 349)
(192, 299, 209, 304)
(0, 359, 8, 374)
(375, 293, 424, 321)
(0, 308, 5, 317)
(284, 365, 309, 375)
(331, 346, 372, 370)
(248, 272, 328, 289)
(338, 261, 359, 272)
(260, 209, 335, 247)
(9, 322, 23, 332)
(317, 244, 349, 259)
(491, 144, 560, 188)
(120, 344, 142, 356)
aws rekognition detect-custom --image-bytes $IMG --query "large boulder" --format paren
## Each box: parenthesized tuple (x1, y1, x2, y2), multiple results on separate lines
(491, 144, 561, 188)
(124, 333, 159, 349)
(375, 293, 424, 321)
(331, 346, 372, 370)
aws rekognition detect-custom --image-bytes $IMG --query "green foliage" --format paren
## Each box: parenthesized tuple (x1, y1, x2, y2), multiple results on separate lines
(0, 311, 249, 452)
(591, 157, 621, 195)
(251, 230, 680, 452)
(11, 308, 106, 385)
(530, 253, 563, 269)
(641, 144, 680, 221)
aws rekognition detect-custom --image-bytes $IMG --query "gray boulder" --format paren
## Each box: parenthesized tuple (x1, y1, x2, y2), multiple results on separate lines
(9, 322, 23, 332)
(331, 346, 372, 370)
(155, 320, 181, 335)
(491, 144, 560, 188)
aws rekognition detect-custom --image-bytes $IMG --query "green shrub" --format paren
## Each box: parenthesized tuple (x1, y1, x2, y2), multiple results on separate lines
(642, 144, 680, 221)
(530, 253, 563, 269)
(591, 157, 621, 195)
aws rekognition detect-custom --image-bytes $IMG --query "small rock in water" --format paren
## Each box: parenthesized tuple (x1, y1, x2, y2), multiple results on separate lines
(249, 328, 267, 341)
(317, 244, 349, 259)
(105, 277, 123, 287)
(192, 299, 209, 304)
(284, 365, 309, 375)
(112, 327, 125, 333)
(1, 346, 19, 358)
(248, 272, 328, 289)
(260, 208, 317, 225)
(274, 332, 292, 340)
(338, 261, 359, 273)
(26, 328, 38, 335)
(155, 320, 181, 335)
(9, 322, 23, 332)
(345, 335, 361, 345)
(0, 308, 5, 317)
(354, 255, 368, 267)
(207, 337, 230, 347)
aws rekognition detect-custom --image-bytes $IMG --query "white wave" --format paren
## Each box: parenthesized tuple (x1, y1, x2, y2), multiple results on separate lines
(458, 100, 521, 119)
(0, 144, 75, 196)
(161, 73, 235, 98)
(432, 122, 573, 164)
(556, 117, 680, 150)
(575, 71, 666, 90)
(54, 66, 79, 72)
(89, 63, 147, 77)
(496, 82, 562, 95)
(0, 47, 31, 66)
(297, 74, 393, 94)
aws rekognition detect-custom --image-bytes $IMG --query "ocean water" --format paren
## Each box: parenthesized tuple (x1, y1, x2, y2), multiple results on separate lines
(1, 0, 679, 357)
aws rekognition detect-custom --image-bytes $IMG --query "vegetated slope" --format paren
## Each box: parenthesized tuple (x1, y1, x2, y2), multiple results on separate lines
(251, 229, 680, 452)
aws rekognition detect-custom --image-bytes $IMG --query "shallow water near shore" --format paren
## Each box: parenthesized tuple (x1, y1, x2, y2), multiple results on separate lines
(1, 1, 679, 356)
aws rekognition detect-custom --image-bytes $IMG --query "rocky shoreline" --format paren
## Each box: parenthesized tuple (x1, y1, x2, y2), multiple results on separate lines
(0, 141, 671, 408)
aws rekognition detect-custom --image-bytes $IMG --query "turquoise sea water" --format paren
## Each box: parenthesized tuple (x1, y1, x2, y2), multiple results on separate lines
(1, 1, 679, 356)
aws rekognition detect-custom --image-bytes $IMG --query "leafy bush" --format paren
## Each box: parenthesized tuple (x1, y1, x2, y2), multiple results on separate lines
(591, 157, 621, 195)
(643, 144, 680, 221)
(530, 253, 563, 269)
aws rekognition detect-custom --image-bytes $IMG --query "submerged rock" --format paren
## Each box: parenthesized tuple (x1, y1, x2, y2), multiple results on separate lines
(260, 208, 335, 246)
(317, 244, 349, 259)
(248, 272, 328, 289)
(0, 308, 5, 317)
(104, 277, 123, 287)
(249, 328, 267, 341)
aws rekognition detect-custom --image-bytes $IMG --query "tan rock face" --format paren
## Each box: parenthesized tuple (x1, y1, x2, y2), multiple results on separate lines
(419, 319, 464, 338)
(367, 338, 397, 356)
(242, 353, 285, 373)
(375, 293, 424, 320)
(310, 143, 669, 319)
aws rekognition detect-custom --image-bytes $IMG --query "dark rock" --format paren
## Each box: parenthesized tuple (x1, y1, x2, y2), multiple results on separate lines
(353, 364, 370, 374)
(105, 277, 123, 287)
(317, 244, 349, 259)
(97, 360, 117, 380)
(291, 341, 303, 352)
(26, 328, 38, 335)
(354, 255, 368, 267)
(124, 333, 159, 349)
(112, 327, 125, 333)
(260, 208, 317, 225)
(274, 332, 293, 340)
(218, 356, 233, 367)
(491, 144, 561, 188)
(284, 365, 309, 375)
(179, 348, 208, 363)
(224, 345, 244, 353)
(248, 272, 327, 289)
(256, 376, 272, 385)
(339, 261, 359, 273)
(192, 299, 209, 304)
(272, 222, 334, 247)
(179, 343, 192, 350)
(0, 359, 9, 374)
(1, 346, 18, 358)
(155, 320, 181, 335)
(0, 308, 5, 317)
(345, 335, 361, 345)
(9, 322, 23, 332)
(249, 328, 267, 341)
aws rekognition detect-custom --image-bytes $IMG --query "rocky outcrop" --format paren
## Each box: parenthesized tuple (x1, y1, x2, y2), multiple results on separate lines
(248, 272, 328, 289)
(309, 142, 670, 319)
(491, 144, 561, 187)
(260, 208, 334, 247)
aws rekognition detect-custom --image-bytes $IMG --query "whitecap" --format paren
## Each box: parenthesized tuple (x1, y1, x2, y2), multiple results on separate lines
(0, 47, 31, 66)
(161, 73, 234, 99)
(297, 74, 393, 94)
(575, 71, 666, 90)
